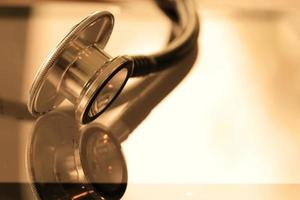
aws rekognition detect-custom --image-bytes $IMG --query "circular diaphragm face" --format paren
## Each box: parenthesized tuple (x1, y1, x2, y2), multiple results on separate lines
(78, 56, 132, 124)
(88, 68, 129, 118)
(28, 11, 114, 117)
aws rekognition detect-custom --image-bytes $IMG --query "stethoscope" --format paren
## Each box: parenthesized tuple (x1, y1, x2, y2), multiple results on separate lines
(27, 0, 199, 124)
(28, 42, 198, 199)
(26, 0, 199, 199)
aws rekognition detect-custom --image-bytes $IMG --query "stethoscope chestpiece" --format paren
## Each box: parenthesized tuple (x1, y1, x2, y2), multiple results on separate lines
(28, 11, 133, 124)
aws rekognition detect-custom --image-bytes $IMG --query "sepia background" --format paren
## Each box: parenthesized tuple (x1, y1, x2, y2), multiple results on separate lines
(0, 0, 300, 199)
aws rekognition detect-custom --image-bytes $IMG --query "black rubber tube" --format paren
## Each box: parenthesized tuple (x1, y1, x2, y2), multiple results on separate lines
(130, 0, 199, 77)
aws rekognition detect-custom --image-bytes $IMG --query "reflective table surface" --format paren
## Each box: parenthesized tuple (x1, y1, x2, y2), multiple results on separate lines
(0, 1, 300, 199)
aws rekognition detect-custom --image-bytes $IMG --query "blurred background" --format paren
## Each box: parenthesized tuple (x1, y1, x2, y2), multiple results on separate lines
(0, 0, 300, 199)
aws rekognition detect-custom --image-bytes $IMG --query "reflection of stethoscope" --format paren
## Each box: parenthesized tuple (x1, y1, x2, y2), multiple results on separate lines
(27, 0, 199, 124)
(29, 111, 127, 200)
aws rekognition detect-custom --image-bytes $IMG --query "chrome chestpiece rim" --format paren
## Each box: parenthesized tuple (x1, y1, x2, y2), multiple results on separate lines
(28, 11, 133, 124)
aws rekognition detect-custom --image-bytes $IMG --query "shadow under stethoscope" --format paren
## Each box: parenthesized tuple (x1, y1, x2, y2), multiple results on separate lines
(97, 44, 199, 142)
(27, 43, 199, 200)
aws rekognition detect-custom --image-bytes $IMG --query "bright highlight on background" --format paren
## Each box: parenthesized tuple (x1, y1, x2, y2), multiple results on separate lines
(124, 7, 300, 183)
